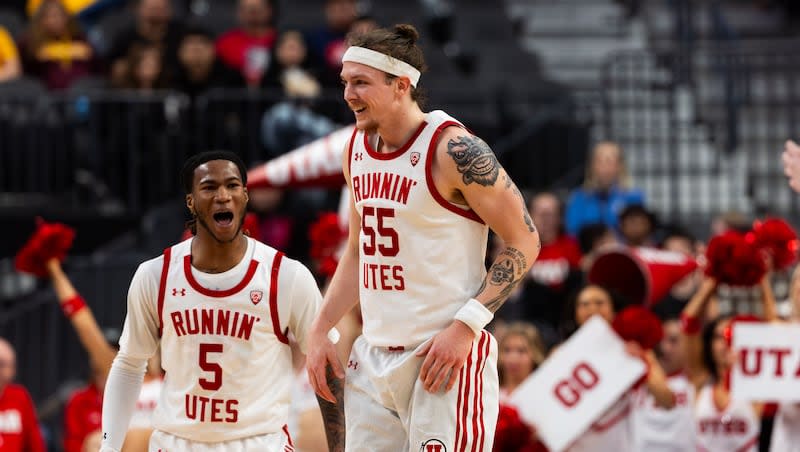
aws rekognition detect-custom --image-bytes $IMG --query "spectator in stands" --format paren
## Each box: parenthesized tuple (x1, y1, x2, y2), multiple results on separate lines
(565, 141, 645, 236)
(576, 222, 618, 272)
(107, 0, 183, 87)
(263, 30, 321, 99)
(0, 338, 47, 452)
(493, 321, 547, 452)
(116, 44, 168, 91)
(555, 284, 674, 451)
(43, 257, 162, 452)
(618, 203, 657, 247)
(216, 0, 277, 87)
(654, 225, 702, 311)
(26, 0, 126, 29)
(681, 275, 776, 452)
(19, 0, 98, 90)
(0, 26, 22, 83)
(174, 25, 242, 99)
(710, 210, 750, 236)
(498, 321, 546, 402)
(305, 0, 359, 88)
(632, 308, 697, 451)
(516, 192, 582, 338)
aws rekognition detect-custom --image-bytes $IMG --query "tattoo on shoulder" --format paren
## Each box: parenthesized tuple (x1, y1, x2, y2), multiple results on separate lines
(447, 135, 500, 187)
(502, 175, 537, 233)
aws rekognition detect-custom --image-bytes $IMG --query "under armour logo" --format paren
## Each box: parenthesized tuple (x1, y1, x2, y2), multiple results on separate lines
(354, 152, 363, 161)
(347, 360, 359, 370)
(172, 288, 186, 296)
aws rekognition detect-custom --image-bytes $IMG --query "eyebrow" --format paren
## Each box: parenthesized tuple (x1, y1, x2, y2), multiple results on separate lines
(199, 176, 242, 185)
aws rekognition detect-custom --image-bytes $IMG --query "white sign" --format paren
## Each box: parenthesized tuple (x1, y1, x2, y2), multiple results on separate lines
(731, 323, 800, 401)
(509, 316, 647, 452)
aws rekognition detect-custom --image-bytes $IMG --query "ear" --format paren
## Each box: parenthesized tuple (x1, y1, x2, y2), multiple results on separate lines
(243, 187, 249, 203)
(395, 76, 411, 97)
(186, 194, 195, 215)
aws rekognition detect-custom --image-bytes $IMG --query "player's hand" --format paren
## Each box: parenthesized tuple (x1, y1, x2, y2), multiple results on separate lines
(416, 320, 476, 393)
(306, 325, 345, 404)
(782, 139, 800, 193)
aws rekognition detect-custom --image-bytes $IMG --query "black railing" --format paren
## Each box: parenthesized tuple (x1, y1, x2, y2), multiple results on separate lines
(601, 44, 800, 229)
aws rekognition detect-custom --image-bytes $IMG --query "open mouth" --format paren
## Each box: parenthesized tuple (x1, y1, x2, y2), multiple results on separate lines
(212, 211, 234, 227)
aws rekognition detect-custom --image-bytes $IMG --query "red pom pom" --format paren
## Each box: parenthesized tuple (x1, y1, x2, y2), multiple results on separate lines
(494, 404, 537, 452)
(308, 212, 346, 277)
(704, 231, 766, 286)
(15, 218, 76, 277)
(749, 218, 799, 271)
(612, 305, 664, 350)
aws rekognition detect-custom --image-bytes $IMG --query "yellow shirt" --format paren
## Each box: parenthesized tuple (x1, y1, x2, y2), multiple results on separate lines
(27, 0, 97, 17)
(0, 27, 19, 67)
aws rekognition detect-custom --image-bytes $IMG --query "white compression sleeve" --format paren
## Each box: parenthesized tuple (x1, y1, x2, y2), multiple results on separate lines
(100, 352, 147, 452)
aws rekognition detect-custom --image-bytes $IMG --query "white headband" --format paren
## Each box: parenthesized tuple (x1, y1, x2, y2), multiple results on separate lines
(341, 46, 421, 88)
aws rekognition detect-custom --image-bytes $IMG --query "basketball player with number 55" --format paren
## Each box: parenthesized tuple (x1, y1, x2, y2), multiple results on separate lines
(306, 24, 541, 451)
(100, 151, 344, 452)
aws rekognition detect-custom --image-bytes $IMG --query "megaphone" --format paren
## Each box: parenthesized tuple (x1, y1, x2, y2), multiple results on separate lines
(587, 246, 698, 306)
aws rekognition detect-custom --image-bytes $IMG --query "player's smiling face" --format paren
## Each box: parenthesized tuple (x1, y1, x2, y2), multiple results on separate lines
(341, 61, 398, 131)
(187, 160, 249, 244)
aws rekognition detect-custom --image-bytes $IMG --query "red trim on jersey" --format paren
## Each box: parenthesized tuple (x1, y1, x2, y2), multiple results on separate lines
(282, 423, 294, 447)
(424, 121, 485, 224)
(182, 255, 259, 297)
(346, 126, 358, 177)
(363, 121, 427, 160)
(157, 247, 171, 337)
(269, 252, 288, 344)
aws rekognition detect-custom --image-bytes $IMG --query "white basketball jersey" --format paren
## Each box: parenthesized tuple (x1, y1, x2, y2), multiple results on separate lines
(632, 372, 696, 452)
(770, 403, 800, 452)
(348, 110, 489, 347)
(567, 391, 634, 452)
(126, 237, 322, 442)
(695, 384, 759, 452)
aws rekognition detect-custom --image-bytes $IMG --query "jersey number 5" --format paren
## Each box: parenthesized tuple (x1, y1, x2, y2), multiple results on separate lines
(199, 343, 223, 390)
(362, 206, 399, 256)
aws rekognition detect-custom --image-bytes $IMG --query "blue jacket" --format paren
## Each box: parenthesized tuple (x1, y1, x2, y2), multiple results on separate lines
(565, 186, 645, 236)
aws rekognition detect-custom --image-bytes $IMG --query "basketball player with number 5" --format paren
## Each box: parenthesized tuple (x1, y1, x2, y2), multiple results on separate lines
(100, 151, 344, 452)
(306, 24, 541, 451)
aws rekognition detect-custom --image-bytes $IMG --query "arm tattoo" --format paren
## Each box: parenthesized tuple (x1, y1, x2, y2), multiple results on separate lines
(477, 247, 528, 313)
(316, 365, 345, 451)
(447, 135, 500, 186)
(503, 175, 537, 234)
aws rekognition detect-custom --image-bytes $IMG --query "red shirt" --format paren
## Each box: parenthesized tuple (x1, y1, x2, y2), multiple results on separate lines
(63, 384, 101, 452)
(215, 29, 276, 81)
(0, 384, 45, 452)
(528, 235, 582, 289)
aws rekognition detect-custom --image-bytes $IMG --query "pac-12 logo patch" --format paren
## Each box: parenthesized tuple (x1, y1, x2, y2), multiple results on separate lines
(410, 151, 421, 167)
(250, 290, 263, 305)
(420, 439, 446, 452)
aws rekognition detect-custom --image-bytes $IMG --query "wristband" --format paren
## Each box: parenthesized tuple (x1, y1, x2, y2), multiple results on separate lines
(454, 298, 494, 336)
(61, 295, 87, 319)
(680, 313, 701, 335)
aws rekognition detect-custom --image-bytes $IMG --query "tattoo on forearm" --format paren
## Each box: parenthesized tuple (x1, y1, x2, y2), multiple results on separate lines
(447, 135, 500, 186)
(503, 175, 537, 234)
(317, 365, 345, 451)
(477, 247, 528, 313)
